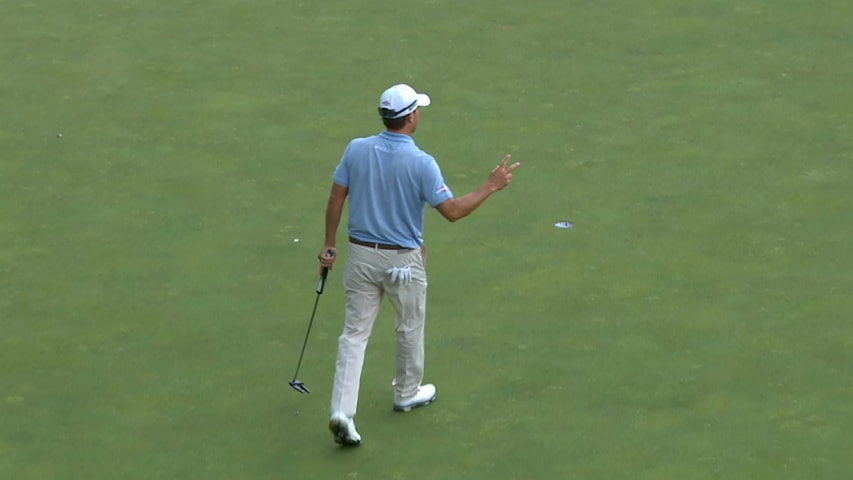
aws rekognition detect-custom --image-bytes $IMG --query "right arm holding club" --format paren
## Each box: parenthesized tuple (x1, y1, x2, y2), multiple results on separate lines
(435, 154, 521, 222)
(318, 182, 348, 271)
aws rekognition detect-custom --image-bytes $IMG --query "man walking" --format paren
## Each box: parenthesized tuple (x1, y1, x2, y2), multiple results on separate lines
(317, 84, 520, 446)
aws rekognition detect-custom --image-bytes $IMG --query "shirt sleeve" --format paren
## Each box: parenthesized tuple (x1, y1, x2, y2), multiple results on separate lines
(332, 142, 353, 187)
(421, 156, 454, 207)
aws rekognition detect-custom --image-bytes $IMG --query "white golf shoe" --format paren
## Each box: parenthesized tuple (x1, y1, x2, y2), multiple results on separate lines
(393, 384, 437, 412)
(329, 412, 361, 446)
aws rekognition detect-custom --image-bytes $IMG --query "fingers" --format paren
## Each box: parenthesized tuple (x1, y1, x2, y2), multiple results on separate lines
(487, 154, 519, 191)
(496, 155, 520, 173)
(492, 155, 511, 175)
(499, 154, 511, 169)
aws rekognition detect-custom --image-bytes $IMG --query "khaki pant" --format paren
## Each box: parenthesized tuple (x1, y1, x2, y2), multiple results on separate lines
(330, 243, 428, 417)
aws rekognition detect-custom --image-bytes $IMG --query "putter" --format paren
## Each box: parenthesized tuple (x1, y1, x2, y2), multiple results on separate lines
(289, 261, 331, 394)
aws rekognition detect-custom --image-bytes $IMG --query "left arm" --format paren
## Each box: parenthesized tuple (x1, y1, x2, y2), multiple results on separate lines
(318, 182, 348, 270)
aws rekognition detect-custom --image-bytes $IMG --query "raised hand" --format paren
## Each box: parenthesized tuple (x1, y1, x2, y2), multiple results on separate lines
(487, 154, 521, 192)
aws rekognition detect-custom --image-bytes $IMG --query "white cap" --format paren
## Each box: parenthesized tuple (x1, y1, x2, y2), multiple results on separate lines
(378, 84, 431, 119)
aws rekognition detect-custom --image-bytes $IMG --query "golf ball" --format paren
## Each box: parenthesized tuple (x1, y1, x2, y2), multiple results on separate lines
(293, 238, 300, 243)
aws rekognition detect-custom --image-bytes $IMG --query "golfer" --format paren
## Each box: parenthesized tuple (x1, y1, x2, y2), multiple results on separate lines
(317, 83, 520, 446)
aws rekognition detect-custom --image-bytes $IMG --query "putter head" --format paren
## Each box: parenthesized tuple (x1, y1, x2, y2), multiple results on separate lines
(289, 380, 310, 394)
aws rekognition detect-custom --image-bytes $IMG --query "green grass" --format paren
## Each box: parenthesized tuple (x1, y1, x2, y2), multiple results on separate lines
(2, 0, 852, 479)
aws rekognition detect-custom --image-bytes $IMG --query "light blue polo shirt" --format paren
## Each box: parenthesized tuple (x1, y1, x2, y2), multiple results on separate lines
(333, 131, 453, 248)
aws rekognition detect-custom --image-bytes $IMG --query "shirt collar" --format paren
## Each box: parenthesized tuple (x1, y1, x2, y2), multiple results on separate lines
(379, 130, 415, 143)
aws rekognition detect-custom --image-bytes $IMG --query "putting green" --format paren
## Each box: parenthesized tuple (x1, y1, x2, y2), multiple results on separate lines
(2, 1, 851, 479)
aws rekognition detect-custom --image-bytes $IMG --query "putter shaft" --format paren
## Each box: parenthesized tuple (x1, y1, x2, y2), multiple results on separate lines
(289, 265, 330, 394)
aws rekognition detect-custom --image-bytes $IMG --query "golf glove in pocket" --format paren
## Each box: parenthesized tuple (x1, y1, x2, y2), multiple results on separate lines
(385, 264, 412, 285)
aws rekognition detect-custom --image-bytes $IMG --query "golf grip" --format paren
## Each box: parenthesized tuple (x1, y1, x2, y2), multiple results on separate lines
(317, 267, 329, 294)
(316, 248, 333, 294)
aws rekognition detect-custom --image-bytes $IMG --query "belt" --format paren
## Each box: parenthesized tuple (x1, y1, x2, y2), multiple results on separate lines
(349, 236, 408, 250)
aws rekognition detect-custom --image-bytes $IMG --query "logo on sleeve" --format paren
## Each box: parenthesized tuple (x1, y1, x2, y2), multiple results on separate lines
(436, 184, 449, 194)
